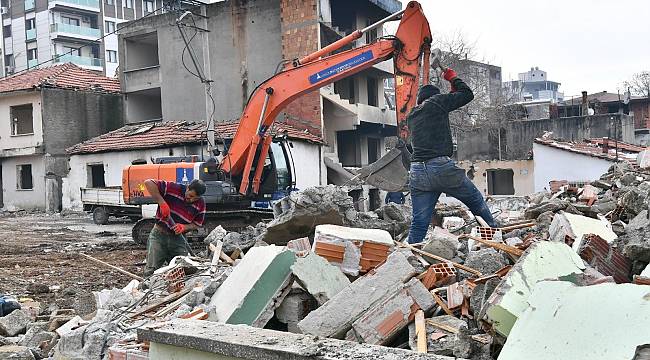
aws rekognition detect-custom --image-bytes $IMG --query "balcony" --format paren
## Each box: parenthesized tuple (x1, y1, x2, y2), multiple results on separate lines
(48, 0, 100, 12)
(25, 28, 36, 41)
(50, 23, 100, 41)
(123, 65, 161, 93)
(24, 0, 35, 11)
(27, 59, 39, 68)
(53, 54, 103, 70)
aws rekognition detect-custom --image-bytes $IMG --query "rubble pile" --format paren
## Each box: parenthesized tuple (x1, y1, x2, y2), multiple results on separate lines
(2, 177, 649, 359)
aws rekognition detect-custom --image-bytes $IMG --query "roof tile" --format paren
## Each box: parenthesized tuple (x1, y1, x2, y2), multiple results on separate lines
(0, 63, 120, 94)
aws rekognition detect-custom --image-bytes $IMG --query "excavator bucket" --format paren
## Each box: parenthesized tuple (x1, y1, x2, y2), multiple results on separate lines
(356, 146, 410, 192)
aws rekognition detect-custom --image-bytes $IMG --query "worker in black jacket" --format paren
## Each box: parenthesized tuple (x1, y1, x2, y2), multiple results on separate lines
(406, 68, 497, 244)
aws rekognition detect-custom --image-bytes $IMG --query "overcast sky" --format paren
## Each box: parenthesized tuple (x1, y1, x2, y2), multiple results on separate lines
(410, 0, 650, 99)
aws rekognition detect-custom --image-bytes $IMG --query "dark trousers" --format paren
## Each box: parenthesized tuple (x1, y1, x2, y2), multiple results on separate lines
(408, 156, 497, 244)
(144, 225, 190, 276)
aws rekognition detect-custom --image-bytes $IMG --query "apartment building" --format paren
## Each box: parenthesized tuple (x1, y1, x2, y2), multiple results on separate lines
(0, 0, 163, 78)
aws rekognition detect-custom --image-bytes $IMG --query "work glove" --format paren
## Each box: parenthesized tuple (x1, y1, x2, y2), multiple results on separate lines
(443, 68, 457, 82)
(173, 223, 186, 235)
(159, 202, 171, 219)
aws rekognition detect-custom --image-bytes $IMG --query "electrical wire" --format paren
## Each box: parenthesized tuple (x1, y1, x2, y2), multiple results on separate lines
(5, 6, 168, 78)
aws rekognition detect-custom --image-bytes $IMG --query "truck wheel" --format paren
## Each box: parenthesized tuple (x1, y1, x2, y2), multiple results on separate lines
(132, 219, 155, 246)
(93, 207, 109, 225)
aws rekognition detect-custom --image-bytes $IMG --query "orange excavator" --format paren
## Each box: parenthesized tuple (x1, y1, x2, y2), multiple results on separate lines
(122, 1, 432, 244)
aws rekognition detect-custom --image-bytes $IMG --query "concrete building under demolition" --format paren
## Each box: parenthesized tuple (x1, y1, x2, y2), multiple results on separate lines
(117, 0, 401, 211)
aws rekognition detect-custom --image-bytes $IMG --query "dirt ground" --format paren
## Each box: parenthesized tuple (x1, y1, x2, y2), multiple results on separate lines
(0, 211, 147, 310)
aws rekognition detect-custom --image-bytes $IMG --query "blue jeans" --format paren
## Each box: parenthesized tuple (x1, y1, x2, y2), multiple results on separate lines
(407, 157, 497, 244)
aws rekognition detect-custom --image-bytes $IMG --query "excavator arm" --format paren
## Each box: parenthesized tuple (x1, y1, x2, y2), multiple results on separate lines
(220, 1, 431, 196)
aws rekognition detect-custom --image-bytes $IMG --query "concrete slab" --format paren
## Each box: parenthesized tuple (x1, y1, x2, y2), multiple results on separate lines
(290, 252, 350, 305)
(313, 224, 394, 276)
(498, 281, 650, 360)
(139, 319, 457, 360)
(481, 241, 585, 337)
(209, 245, 296, 326)
(349, 278, 435, 345)
(549, 211, 617, 252)
(297, 251, 418, 339)
(0, 310, 32, 336)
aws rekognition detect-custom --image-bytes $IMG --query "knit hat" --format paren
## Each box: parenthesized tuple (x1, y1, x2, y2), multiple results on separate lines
(416, 84, 440, 104)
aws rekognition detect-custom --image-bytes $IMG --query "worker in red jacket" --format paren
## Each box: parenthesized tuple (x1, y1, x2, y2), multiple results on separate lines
(143, 179, 207, 276)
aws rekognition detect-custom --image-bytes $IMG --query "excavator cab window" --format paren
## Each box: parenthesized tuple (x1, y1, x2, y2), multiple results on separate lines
(256, 141, 294, 199)
(271, 142, 292, 192)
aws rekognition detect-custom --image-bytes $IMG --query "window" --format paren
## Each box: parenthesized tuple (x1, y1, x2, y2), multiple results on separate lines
(105, 20, 115, 33)
(3, 25, 10, 37)
(486, 169, 515, 195)
(27, 48, 37, 61)
(367, 77, 378, 106)
(105, 0, 113, 5)
(10, 104, 33, 135)
(144, 0, 154, 13)
(63, 46, 81, 56)
(106, 50, 117, 63)
(124, 0, 132, 8)
(87, 164, 106, 188)
(25, 18, 35, 30)
(62, 16, 80, 26)
(16, 164, 33, 190)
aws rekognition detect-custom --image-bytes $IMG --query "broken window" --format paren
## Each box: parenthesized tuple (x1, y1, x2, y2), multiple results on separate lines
(367, 137, 379, 164)
(10, 104, 33, 135)
(367, 77, 378, 107)
(486, 169, 515, 195)
(87, 164, 105, 188)
(16, 164, 33, 190)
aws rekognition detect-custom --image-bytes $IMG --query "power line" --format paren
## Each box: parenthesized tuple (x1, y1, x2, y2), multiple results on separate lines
(6, 5, 168, 77)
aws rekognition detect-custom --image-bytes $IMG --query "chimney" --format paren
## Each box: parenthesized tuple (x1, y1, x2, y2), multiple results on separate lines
(602, 137, 609, 154)
(581, 91, 588, 116)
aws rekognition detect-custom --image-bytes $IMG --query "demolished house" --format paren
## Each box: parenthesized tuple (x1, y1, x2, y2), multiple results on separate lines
(2, 158, 650, 360)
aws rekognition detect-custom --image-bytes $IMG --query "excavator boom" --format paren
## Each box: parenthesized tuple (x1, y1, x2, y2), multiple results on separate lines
(221, 1, 431, 195)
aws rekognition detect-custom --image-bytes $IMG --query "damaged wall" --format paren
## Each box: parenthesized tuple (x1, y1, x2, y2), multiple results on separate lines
(456, 159, 534, 196)
(456, 114, 635, 161)
(532, 143, 613, 192)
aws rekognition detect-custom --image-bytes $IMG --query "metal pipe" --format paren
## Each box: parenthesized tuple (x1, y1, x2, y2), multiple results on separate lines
(256, 89, 273, 134)
(360, 8, 406, 33)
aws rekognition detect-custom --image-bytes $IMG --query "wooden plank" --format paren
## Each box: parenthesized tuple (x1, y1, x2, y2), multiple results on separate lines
(394, 240, 482, 276)
(499, 222, 535, 232)
(230, 248, 242, 260)
(464, 236, 524, 257)
(128, 287, 191, 319)
(210, 240, 223, 269)
(79, 253, 143, 281)
(415, 310, 427, 353)
(426, 318, 460, 334)
(209, 243, 234, 265)
(431, 292, 454, 317)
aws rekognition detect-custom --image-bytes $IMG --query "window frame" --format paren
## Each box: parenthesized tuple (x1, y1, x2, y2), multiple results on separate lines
(105, 20, 115, 33)
(10, 104, 34, 136)
(16, 164, 34, 190)
(106, 50, 117, 63)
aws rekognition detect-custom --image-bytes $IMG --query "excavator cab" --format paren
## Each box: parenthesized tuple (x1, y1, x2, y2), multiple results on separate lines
(251, 140, 296, 206)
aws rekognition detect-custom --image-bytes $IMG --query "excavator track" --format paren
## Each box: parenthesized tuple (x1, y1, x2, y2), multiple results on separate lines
(131, 209, 274, 246)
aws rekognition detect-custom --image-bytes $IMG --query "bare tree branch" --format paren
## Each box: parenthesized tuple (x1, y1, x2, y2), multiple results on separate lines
(624, 71, 650, 97)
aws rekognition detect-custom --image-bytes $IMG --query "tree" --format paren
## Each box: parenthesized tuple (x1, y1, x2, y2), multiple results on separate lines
(624, 71, 650, 97)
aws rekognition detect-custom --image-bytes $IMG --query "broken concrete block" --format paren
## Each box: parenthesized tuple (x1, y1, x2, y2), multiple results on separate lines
(54, 316, 83, 337)
(265, 186, 358, 245)
(21, 325, 56, 353)
(0, 345, 35, 360)
(469, 278, 500, 318)
(549, 211, 617, 252)
(297, 251, 418, 339)
(620, 181, 650, 216)
(498, 281, 650, 360)
(421, 262, 457, 289)
(184, 286, 206, 307)
(313, 224, 393, 276)
(578, 234, 631, 283)
(524, 199, 569, 219)
(286, 237, 311, 256)
(481, 241, 585, 337)
(422, 227, 459, 262)
(95, 288, 134, 311)
(275, 289, 317, 333)
(0, 310, 32, 336)
(209, 245, 295, 327)
(461, 248, 508, 279)
(349, 278, 434, 345)
(203, 225, 227, 245)
(290, 252, 350, 305)
(408, 315, 468, 356)
(54, 311, 124, 360)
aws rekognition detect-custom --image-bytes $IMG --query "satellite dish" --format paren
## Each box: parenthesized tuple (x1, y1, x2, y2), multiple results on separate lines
(587, 108, 595, 116)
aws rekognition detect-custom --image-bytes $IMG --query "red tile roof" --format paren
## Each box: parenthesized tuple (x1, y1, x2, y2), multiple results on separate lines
(66, 120, 323, 155)
(0, 63, 120, 94)
(534, 137, 645, 163)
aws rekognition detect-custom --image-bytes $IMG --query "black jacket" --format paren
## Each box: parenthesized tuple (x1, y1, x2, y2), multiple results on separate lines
(406, 78, 474, 162)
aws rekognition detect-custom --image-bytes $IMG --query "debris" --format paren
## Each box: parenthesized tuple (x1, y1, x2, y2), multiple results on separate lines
(396, 241, 482, 276)
(481, 241, 585, 337)
(313, 224, 393, 276)
(463, 235, 524, 257)
(549, 211, 617, 251)
(209, 245, 295, 327)
(0, 345, 35, 360)
(286, 237, 312, 256)
(422, 227, 459, 262)
(499, 281, 650, 360)
(461, 248, 508, 279)
(79, 253, 144, 281)
(275, 289, 317, 333)
(348, 278, 435, 345)
(297, 251, 417, 338)
(578, 234, 631, 283)
(415, 310, 427, 353)
(290, 252, 350, 305)
(0, 310, 32, 337)
(421, 262, 457, 289)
